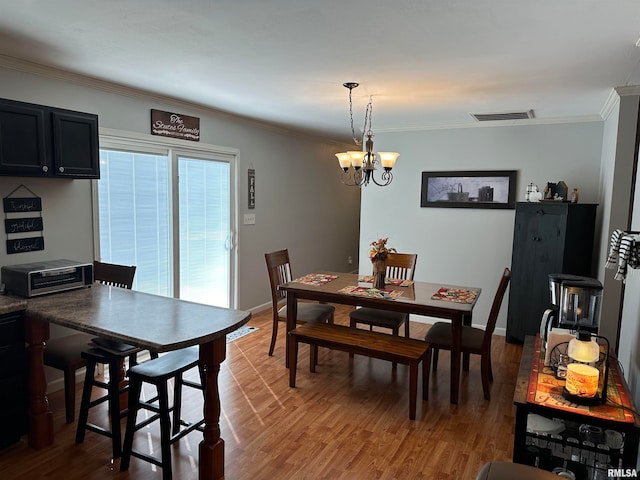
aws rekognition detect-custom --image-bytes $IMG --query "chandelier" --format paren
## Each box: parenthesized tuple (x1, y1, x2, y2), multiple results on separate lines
(335, 82, 399, 187)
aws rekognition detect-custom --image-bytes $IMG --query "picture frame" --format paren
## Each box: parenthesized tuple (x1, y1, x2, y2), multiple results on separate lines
(420, 170, 517, 209)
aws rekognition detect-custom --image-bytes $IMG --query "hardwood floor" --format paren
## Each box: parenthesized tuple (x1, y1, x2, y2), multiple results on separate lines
(0, 305, 523, 479)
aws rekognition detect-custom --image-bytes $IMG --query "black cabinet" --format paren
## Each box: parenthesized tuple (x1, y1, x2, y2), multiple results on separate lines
(0, 312, 27, 450)
(506, 202, 597, 343)
(0, 98, 99, 179)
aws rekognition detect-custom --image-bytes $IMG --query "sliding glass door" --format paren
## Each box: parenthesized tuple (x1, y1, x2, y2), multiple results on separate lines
(95, 138, 234, 308)
(177, 155, 230, 307)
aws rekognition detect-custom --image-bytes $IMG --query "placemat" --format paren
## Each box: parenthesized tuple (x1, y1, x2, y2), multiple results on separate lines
(359, 275, 414, 287)
(527, 336, 635, 423)
(292, 273, 338, 286)
(338, 286, 404, 299)
(431, 287, 479, 303)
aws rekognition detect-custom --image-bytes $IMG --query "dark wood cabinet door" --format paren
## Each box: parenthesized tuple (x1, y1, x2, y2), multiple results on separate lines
(507, 206, 564, 342)
(51, 110, 100, 178)
(0, 313, 27, 450)
(0, 100, 49, 176)
(506, 203, 596, 343)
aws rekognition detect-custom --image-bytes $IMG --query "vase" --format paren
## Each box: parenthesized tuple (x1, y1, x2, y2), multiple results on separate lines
(372, 258, 386, 289)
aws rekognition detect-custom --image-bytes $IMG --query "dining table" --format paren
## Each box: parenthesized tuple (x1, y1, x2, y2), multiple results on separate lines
(279, 272, 481, 404)
(20, 283, 251, 480)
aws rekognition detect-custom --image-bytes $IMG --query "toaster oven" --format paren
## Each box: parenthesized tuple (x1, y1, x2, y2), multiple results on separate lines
(1, 259, 93, 297)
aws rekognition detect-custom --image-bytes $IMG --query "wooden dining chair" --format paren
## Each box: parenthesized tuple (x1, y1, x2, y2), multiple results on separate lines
(265, 249, 335, 358)
(423, 267, 511, 401)
(349, 253, 418, 338)
(43, 260, 137, 423)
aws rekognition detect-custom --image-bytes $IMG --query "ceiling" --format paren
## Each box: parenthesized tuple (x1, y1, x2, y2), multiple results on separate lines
(1, 0, 640, 143)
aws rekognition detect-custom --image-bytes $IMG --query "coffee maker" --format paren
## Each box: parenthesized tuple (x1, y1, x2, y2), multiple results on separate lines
(540, 274, 603, 345)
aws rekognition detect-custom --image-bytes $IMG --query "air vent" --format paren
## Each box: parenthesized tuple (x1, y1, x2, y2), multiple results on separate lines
(471, 110, 535, 122)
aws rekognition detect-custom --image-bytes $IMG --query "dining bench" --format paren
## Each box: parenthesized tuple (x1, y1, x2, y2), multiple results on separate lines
(288, 322, 430, 419)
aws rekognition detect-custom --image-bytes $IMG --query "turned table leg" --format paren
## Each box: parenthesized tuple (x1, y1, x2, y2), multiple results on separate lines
(25, 316, 54, 449)
(199, 337, 226, 480)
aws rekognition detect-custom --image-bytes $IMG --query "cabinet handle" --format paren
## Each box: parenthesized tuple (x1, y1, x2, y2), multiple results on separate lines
(42, 165, 48, 172)
(536, 210, 545, 216)
(58, 166, 65, 173)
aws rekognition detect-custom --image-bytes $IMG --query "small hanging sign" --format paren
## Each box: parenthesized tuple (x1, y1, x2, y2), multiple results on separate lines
(3, 184, 45, 255)
(151, 109, 200, 142)
(248, 168, 256, 209)
(5, 217, 44, 233)
(6, 237, 45, 254)
(3, 197, 42, 213)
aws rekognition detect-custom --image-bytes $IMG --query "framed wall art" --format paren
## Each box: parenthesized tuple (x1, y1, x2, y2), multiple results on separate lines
(420, 170, 517, 209)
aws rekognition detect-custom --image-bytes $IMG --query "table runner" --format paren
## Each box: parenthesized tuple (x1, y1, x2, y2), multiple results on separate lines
(359, 275, 414, 287)
(292, 273, 338, 286)
(338, 286, 404, 299)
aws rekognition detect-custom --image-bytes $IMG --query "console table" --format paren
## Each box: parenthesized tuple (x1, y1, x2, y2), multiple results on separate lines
(513, 336, 640, 479)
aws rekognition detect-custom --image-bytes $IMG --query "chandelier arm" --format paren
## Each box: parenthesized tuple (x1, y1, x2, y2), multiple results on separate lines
(341, 168, 366, 187)
(370, 170, 393, 187)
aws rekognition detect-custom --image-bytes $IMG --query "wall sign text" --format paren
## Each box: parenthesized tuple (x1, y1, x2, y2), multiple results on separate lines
(151, 109, 200, 142)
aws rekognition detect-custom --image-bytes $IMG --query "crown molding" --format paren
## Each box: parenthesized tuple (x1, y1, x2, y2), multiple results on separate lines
(375, 114, 603, 133)
(600, 88, 620, 121)
(615, 85, 640, 97)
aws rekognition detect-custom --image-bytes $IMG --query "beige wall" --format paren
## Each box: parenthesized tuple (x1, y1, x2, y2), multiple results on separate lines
(364, 122, 605, 334)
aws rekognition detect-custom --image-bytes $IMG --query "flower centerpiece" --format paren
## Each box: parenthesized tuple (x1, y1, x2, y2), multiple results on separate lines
(369, 237, 396, 289)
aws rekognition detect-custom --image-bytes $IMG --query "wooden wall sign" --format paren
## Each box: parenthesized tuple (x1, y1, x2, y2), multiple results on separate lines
(5, 217, 43, 234)
(3, 197, 42, 213)
(151, 109, 200, 142)
(3, 184, 45, 254)
(248, 168, 256, 209)
(6, 237, 45, 254)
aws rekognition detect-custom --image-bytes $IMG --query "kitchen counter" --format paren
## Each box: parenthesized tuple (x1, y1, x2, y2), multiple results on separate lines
(0, 294, 28, 316)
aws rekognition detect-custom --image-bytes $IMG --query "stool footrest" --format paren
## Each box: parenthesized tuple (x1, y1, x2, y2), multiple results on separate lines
(84, 423, 115, 439)
(170, 419, 205, 443)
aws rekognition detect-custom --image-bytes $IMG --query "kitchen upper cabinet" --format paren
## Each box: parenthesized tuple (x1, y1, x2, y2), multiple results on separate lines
(506, 202, 597, 343)
(0, 98, 99, 179)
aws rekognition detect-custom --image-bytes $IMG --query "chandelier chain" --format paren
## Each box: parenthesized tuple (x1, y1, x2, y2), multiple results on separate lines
(347, 86, 374, 146)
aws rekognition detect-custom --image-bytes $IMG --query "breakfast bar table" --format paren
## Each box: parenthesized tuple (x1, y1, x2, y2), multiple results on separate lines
(21, 284, 251, 480)
(280, 272, 480, 404)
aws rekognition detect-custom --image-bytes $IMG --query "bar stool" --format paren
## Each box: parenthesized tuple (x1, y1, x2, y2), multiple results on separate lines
(120, 347, 205, 480)
(75, 347, 133, 458)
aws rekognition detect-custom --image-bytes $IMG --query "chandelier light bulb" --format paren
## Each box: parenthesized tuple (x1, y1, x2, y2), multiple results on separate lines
(335, 152, 352, 171)
(378, 152, 400, 170)
(348, 151, 366, 169)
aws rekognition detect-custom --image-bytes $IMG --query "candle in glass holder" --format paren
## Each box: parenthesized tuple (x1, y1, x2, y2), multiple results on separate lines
(565, 363, 599, 398)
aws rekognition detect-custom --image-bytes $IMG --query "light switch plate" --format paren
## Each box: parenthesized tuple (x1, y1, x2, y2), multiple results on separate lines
(244, 213, 256, 225)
